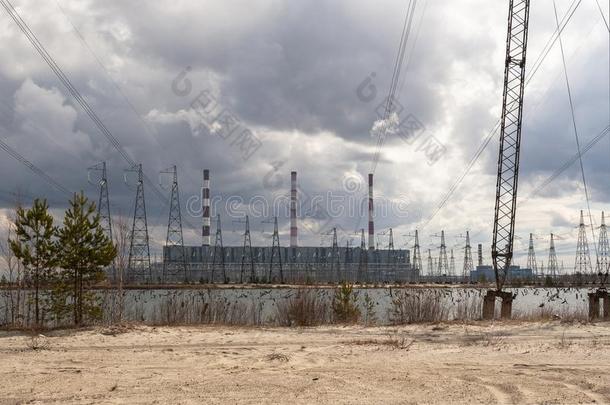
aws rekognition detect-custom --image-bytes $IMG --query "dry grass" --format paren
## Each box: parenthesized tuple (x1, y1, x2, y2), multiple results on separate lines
(389, 292, 448, 324)
(275, 289, 330, 326)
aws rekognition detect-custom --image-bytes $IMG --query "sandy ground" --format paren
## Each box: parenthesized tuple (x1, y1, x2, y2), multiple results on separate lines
(1, 322, 610, 404)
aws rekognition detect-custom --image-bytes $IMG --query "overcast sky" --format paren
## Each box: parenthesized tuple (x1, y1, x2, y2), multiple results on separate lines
(0, 0, 608, 271)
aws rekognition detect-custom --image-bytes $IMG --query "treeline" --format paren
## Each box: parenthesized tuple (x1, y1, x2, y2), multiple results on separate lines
(5, 192, 116, 328)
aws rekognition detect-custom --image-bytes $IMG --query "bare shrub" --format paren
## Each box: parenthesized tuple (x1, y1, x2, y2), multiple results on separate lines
(266, 352, 290, 362)
(346, 333, 415, 350)
(26, 333, 49, 351)
(389, 291, 448, 324)
(454, 296, 482, 321)
(275, 289, 329, 326)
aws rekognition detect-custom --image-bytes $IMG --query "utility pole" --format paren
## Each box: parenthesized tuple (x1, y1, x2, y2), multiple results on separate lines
(161, 165, 187, 282)
(489, 0, 531, 318)
(126, 164, 150, 283)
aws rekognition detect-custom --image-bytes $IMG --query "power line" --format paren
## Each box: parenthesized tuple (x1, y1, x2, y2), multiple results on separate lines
(422, 0, 583, 228)
(553, 0, 597, 258)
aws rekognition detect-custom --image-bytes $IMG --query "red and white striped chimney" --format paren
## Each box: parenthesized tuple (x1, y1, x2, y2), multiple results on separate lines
(202, 169, 210, 246)
(290, 171, 297, 248)
(368, 173, 374, 250)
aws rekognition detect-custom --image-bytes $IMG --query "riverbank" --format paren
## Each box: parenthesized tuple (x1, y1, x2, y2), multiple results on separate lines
(1, 321, 609, 403)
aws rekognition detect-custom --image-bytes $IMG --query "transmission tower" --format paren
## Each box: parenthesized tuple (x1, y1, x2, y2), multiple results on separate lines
(126, 164, 151, 282)
(237, 216, 254, 283)
(357, 229, 367, 283)
(449, 249, 455, 277)
(438, 230, 449, 277)
(330, 227, 340, 282)
(574, 210, 592, 275)
(88, 161, 114, 280)
(411, 230, 422, 278)
(161, 165, 187, 281)
(463, 230, 473, 281)
(427, 249, 433, 278)
(597, 212, 609, 285)
(491, 0, 531, 292)
(548, 233, 559, 278)
(211, 214, 225, 283)
(269, 216, 284, 283)
(527, 233, 537, 276)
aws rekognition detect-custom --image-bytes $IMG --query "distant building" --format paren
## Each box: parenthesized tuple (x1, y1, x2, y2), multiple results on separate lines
(470, 265, 533, 283)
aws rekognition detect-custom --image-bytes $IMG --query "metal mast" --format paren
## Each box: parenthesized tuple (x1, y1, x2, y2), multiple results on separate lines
(449, 249, 455, 277)
(427, 249, 433, 278)
(331, 227, 340, 282)
(89, 161, 114, 279)
(597, 212, 609, 285)
(548, 233, 559, 278)
(269, 216, 284, 283)
(491, 0, 531, 291)
(463, 231, 473, 281)
(575, 210, 592, 275)
(438, 230, 449, 277)
(527, 233, 537, 276)
(239, 216, 254, 283)
(162, 165, 187, 281)
(412, 230, 422, 277)
(212, 214, 225, 283)
(126, 164, 151, 282)
(358, 228, 367, 283)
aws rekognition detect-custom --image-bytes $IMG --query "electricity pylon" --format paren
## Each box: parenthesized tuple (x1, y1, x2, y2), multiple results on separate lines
(574, 210, 592, 275)
(161, 165, 187, 281)
(596, 211, 609, 286)
(449, 249, 455, 277)
(548, 233, 559, 278)
(126, 164, 150, 282)
(330, 227, 340, 282)
(438, 230, 449, 277)
(88, 161, 114, 280)
(411, 230, 422, 274)
(269, 216, 283, 283)
(463, 231, 473, 282)
(527, 233, 537, 276)
(358, 229, 367, 283)
(236, 216, 254, 283)
(427, 249, 433, 278)
(212, 214, 225, 283)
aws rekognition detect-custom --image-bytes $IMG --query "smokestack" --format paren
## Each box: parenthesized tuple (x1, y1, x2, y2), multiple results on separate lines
(368, 173, 374, 250)
(477, 243, 483, 266)
(202, 169, 210, 246)
(290, 171, 297, 248)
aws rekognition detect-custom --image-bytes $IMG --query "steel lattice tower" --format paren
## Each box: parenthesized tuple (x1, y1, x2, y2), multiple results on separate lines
(548, 233, 559, 278)
(596, 212, 609, 284)
(269, 216, 284, 283)
(438, 230, 449, 277)
(463, 230, 473, 281)
(449, 249, 455, 277)
(411, 230, 422, 274)
(239, 216, 254, 283)
(427, 249, 433, 277)
(527, 233, 537, 276)
(126, 164, 151, 281)
(491, 0, 531, 291)
(161, 165, 187, 281)
(89, 161, 114, 280)
(330, 227, 340, 282)
(358, 229, 367, 283)
(574, 210, 592, 275)
(212, 214, 225, 283)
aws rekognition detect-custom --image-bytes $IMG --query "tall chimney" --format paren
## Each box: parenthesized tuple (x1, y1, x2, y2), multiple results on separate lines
(290, 171, 297, 248)
(477, 243, 483, 267)
(202, 169, 210, 246)
(368, 173, 374, 249)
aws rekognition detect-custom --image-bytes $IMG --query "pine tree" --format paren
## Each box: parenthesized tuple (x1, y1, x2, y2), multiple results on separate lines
(57, 192, 116, 325)
(10, 198, 57, 328)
